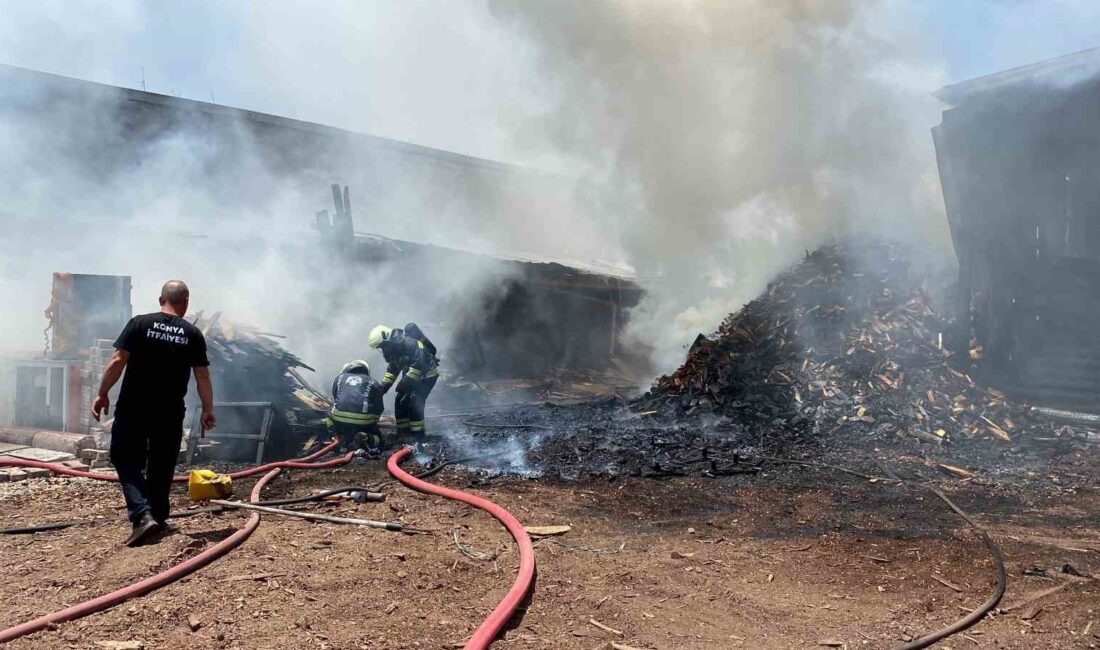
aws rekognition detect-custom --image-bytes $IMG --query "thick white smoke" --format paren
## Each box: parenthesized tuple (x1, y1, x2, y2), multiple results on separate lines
(489, 0, 951, 371)
(3, 0, 1099, 381)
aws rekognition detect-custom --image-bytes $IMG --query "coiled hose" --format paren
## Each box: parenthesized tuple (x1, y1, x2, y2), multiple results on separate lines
(387, 446, 535, 650)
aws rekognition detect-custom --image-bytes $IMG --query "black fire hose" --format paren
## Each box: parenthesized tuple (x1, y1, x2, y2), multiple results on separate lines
(759, 456, 1007, 649)
(254, 486, 384, 506)
(0, 487, 384, 534)
(412, 455, 485, 481)
(894, 485, 1007, 650)
(1, 522, 78, 535)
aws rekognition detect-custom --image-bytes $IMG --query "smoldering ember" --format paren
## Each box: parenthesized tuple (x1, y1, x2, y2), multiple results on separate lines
(1, 7, 1099, 650)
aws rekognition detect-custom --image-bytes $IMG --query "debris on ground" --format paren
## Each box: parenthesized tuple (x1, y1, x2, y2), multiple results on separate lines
(634, 241, 1089, 451)
(450, 241, 1097, 482)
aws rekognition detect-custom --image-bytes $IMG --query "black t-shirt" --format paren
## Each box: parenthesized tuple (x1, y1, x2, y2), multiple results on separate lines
(114, 312, 209, 416)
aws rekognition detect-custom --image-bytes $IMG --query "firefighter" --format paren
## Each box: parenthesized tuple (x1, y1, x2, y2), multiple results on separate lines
(329, 360, 384, 454)
(367, 323, 439, 442)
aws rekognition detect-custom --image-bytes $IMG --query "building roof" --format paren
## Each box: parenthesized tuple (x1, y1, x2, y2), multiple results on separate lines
(352, 231, 637, 283)
(935, 45, 1100, 107)
(0, 62, 521, 176)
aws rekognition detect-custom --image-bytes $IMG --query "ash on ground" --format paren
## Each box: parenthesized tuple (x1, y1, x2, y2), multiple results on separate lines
(427, 241, 1097, 489)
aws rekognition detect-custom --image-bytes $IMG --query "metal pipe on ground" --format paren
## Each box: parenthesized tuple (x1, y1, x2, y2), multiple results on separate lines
(209, 500, 407, 532)
(2, 486, 386, 534)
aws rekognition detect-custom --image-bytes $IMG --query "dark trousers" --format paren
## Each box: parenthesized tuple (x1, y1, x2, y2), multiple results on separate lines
(395, 376, 436, 440)
(329, 421, 381, 449)
(109, 410, 184, 526)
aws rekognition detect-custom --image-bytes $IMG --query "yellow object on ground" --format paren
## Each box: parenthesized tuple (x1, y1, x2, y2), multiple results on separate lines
(188, 469, 234, 501)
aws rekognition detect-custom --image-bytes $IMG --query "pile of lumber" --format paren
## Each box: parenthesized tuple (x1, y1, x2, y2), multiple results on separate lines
(191, 312, 331, 429)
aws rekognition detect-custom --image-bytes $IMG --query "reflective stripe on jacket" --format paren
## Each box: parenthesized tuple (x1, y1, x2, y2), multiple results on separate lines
(330, 370, 384, 424)
(380, 330, 438, 387)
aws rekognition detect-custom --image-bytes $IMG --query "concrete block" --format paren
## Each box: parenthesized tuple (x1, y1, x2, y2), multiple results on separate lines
(0, 472, 9, 483)
(24, 468, 51, 479)
(5, 469, 27, 482)
(81, 449, 111, 463)
(60, 460, 91, 472)
(90, 459, 113, 469)
(32, 431, 95, 454)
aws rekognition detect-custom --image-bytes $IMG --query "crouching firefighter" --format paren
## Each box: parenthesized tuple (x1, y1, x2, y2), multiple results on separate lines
(329, 360, 384, 454)
(367, 323, 439, 442)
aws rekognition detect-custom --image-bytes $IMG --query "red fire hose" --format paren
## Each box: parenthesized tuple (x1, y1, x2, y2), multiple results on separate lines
(0, 467, 282, 644)
(0, 442, 351, 644)
(387, 447, 535, 650)
(0, 440, 344, 483)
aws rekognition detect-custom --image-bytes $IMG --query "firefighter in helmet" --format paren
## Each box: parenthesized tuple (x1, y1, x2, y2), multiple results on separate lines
(329, 360, 384, 453)
(367, 323, 438, 442)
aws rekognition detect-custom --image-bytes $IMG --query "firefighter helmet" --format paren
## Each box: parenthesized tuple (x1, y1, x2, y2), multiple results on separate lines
(367, 325, 393, 349)
(341, 359, 370, 374)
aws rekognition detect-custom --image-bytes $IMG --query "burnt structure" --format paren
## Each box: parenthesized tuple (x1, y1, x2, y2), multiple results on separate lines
(317, 186, 644, 381)
(933, 47, 1100, 409)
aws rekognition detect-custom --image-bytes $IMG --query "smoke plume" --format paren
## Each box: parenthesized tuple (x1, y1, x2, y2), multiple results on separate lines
(489, 0, 950, 371)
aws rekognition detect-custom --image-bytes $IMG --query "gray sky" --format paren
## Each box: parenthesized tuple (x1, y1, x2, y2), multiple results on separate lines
(2, 1, 1099, 167)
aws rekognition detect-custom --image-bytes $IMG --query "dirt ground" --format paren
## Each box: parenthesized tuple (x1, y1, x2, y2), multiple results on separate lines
(1, 449, 1098, 650)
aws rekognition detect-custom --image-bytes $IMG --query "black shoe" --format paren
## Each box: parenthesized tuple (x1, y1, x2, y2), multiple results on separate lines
(125, 514, 159, 547)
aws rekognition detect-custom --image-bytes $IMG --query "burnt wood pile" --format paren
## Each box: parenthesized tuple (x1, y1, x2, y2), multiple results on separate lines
(634, 242, 1079, 450)
(190, 312, 331, 455)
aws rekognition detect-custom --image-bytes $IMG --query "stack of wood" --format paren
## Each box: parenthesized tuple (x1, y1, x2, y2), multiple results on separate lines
(190, 312, 331, 435)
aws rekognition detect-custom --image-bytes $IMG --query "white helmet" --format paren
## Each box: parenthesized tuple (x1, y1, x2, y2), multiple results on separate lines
(367, 324, 393, 349)
(341, 359, 370, 374)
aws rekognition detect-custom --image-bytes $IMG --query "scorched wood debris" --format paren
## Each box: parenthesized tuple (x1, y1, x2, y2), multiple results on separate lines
(189, 311, 331, 426)
(636, 242, 1083, 448)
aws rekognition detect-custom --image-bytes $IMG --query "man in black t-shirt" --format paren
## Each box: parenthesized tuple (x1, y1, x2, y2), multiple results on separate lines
(92, 280, 216, 547)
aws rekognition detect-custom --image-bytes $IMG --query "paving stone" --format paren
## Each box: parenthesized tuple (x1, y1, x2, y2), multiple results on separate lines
(60, 460, 91, 471)
(0, 471, 9, 483)
(5, 469, 28, 482)
(0, 442, 30, 454)
(24, 468, 51, 479)
(6, 447, 75, 463)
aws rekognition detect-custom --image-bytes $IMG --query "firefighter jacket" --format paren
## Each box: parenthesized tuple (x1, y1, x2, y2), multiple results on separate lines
(330, 369, 384, 426)
(379, 329, 439, 390)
